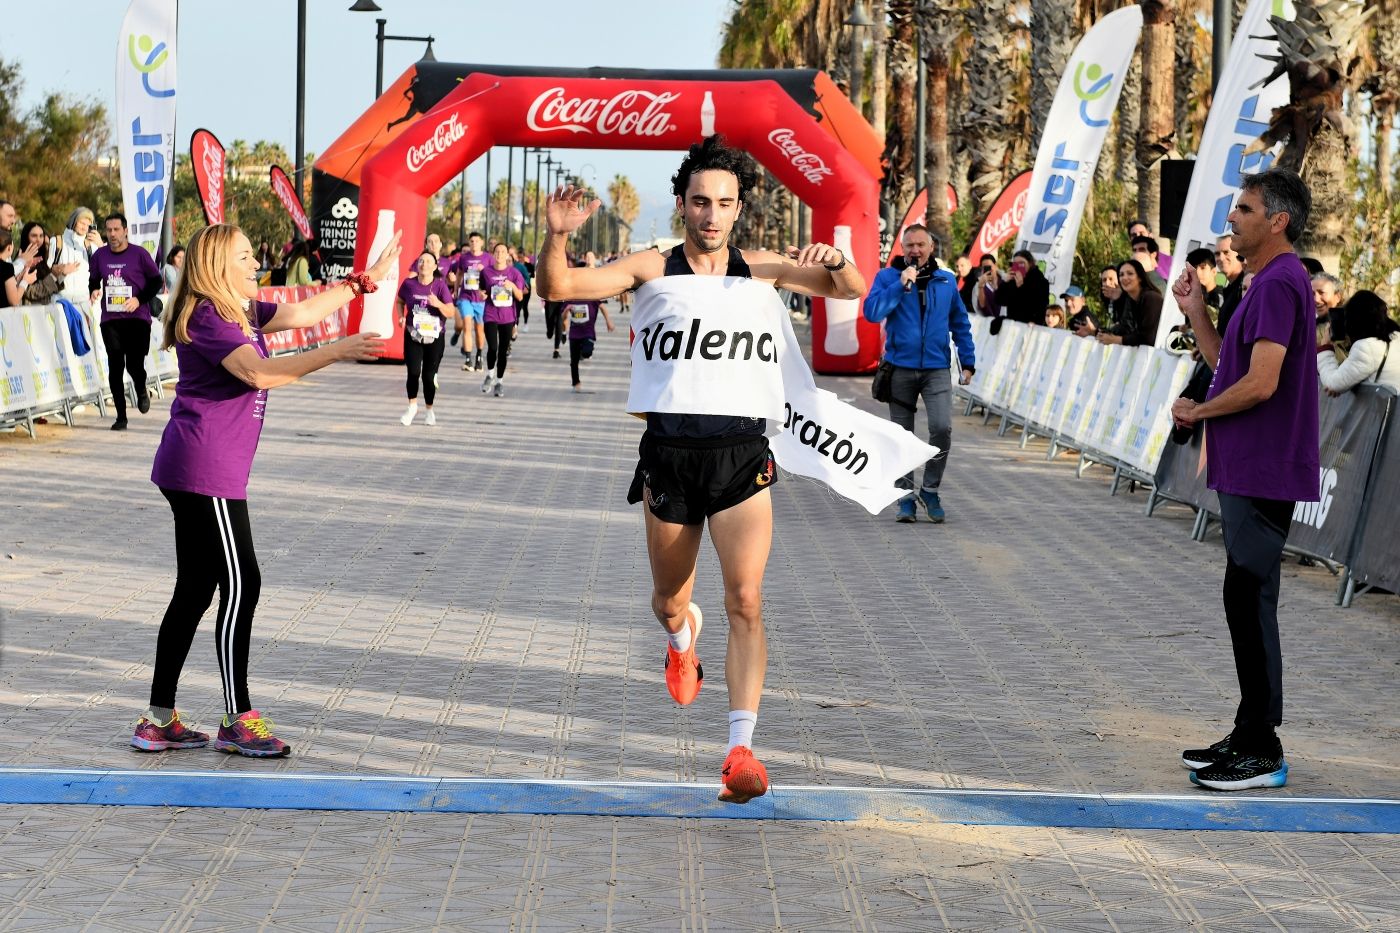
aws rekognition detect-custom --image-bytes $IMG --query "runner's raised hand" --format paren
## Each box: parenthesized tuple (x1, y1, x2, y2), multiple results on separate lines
(546, 185, 601, 236)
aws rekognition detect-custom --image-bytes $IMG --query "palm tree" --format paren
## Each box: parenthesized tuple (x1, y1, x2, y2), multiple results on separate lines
(963, 0, 1018, 215)
(915, 3, 953, 250)
(1030, 0, 1076, 152)
(1137, 0, 1177, 235)
(608, 174, 641, 249)
(879, 1, 918, 232)
(1254, 0, 1372, 271)
(1361, 0, 1398, 195)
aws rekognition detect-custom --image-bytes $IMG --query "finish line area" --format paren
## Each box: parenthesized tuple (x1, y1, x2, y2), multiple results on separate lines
(3, 768, 1396, 834)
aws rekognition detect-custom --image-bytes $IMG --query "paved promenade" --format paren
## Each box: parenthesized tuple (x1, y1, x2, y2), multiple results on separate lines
(1, 311, 1397, 931)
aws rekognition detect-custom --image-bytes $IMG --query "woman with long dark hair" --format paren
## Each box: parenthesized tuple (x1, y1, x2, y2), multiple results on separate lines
(1318, 290, 1400, 393)
(1097, 258, 1163, 347)
(18, 222, 80, 304)
(993, 249, 1050, 326)
(396, 249, 454, 425)
(132, 222, 399, 758)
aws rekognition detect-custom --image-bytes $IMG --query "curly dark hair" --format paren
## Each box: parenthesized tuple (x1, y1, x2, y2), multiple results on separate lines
(671, 135, 758, 202)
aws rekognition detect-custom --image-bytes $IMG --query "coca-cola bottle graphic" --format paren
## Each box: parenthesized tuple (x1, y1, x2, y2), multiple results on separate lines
(700, 91, 716, 138)
(359, 209, 398, 341)
(822, 225, 860, 357)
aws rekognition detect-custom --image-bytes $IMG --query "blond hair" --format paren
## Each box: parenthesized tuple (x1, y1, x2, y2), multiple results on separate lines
(162, 224, 255, 349)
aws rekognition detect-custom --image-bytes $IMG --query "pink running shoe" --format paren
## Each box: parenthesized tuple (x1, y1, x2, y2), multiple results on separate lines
(212, 710, 291, 758)
(130, 711, 209, 752)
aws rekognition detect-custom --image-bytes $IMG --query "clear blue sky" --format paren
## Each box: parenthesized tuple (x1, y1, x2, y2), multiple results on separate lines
(5, 0, 734, 242)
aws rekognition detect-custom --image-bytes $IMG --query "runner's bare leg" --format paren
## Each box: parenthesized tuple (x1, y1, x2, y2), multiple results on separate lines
(704, 489, 772, 713)
(644, 505, 702, 636)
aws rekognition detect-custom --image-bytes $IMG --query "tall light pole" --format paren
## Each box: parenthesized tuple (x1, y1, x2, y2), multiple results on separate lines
(845, 1, 875, 119)
(350, 2, 435, 100)
(532, 149, 546, 253)
(1212, 0, 1230, 91)
(295, 0, 307, 239)
(505, 146, 515, 247)
(521, 147, 541, 250)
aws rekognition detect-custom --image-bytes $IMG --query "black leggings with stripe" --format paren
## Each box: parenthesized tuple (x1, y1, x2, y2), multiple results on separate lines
(150, 489, 259, 717)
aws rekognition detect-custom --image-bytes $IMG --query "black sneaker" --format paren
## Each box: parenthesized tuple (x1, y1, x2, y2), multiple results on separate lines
(110, 418, 128, 431)
(450, 330, 460, 346)
(137, 392, 151, 414)
(1191, 750, 1288, 791)
(1181, 733, 1239, 771)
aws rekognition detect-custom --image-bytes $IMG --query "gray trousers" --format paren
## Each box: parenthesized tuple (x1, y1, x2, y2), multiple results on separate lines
(888, 366, 952, 493)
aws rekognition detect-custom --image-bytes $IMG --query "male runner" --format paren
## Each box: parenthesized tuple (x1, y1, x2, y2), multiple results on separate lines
(537, 135, 865, 804)
(449, 231, 489, 371)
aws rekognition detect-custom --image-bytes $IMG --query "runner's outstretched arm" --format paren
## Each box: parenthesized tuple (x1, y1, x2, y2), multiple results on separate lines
(538, 186, 649, 301)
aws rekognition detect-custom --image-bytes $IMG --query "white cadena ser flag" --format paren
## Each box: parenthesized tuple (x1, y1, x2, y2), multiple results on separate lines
(117, 0, 178, 257)
(627, 276, 938, 514)
(1154, 0, 1296, 345)
(1015, 4, 1142, 296)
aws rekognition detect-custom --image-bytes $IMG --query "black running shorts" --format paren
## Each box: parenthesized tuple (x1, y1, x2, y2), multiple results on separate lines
(627, 432, 777, 526)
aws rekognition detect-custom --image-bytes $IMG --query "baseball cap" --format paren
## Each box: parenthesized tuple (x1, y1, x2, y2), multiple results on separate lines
(1060, 285, 1084, 298)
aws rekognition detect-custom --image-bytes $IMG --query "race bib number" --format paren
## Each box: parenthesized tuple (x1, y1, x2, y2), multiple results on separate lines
(106, 283, 133, 313)
(464, 268, 481, 290)
(491, 284, 514, 308)
(567, 303, 591, 324)
(411, 311, 442, 342)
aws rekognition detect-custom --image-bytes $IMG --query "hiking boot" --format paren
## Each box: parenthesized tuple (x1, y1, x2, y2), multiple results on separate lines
(130, 711, 209, 752)
(919, 489, 945, 523)
(663, 603, 703, 705)
(212, 710, 291, 758)
(718, 746, 769, 804)
(895, 497, 917, 523)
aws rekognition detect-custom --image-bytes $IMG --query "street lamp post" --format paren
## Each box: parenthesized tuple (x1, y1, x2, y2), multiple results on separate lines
(844, 1, 875, 119)
(295, 0, 307, 239)
(350, 4, 435, 100)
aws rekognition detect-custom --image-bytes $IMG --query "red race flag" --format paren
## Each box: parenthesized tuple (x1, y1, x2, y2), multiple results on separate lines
(189, 128, 225, 226)
(969, 171, 1033, 260)
(269, 165, 313, 241)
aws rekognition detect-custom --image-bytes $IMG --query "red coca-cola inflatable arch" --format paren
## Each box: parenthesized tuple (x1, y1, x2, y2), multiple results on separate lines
(315, 64, 883, 373)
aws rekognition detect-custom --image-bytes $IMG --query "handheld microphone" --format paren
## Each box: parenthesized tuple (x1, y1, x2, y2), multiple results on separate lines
(903, 256, 919, 292)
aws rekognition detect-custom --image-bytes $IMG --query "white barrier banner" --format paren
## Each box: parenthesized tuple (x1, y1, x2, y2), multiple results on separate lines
(117, 0, 178, 256)
(1016, 5, 1143, 295)
(1155, 0, 1295, 344)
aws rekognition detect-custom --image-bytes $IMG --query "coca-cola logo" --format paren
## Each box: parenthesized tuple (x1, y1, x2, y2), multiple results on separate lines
(976, 188, 1030, 255)
(199, 137, 224, 223)
(768, 128, 834, 186)
(526, 87, 679, 137)
(407, 114, 467, 173)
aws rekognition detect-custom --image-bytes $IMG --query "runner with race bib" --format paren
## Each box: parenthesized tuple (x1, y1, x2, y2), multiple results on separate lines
(396, 251, 455, 425)
(479, 243, 526, 398)
(564, 298, 614, 392)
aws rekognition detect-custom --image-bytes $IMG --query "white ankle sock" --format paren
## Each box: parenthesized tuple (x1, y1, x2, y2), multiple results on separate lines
(666, 614, 692, 653)
(728, 710, 757, 751)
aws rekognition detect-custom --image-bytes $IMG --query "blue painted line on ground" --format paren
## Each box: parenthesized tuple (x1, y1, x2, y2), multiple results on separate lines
(1, 768, 1396, 833)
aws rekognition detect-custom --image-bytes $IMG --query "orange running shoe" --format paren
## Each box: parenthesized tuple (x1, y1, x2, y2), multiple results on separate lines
(718, 745, 769, 804)
(664, 602, 704, 705)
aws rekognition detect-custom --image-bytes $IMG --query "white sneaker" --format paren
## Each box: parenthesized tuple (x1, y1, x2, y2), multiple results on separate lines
(425, 410, 437, 426)
(521, 323, 530, 333)
(481, 373, 495, 393)
(493, 381, 505, 397)
(399, 404, 417, 426)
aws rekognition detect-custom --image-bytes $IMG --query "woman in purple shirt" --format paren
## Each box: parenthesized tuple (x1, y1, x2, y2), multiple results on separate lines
(479, 242, 525, 397)
(396, 251, 454, 425)
(132, 222, 400, 758)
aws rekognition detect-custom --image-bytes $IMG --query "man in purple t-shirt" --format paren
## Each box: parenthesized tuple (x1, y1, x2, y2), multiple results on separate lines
(88, 212, 163, 429)
(1171, 168, 1320, 793)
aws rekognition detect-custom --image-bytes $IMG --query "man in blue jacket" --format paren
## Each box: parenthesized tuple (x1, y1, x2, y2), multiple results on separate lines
(863, 225, 975, 523)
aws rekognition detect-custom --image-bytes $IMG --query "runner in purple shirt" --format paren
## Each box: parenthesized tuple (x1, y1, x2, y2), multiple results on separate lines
(448, 233, 490, 372)
(87, 213, 163, 429)
(1170, 168, 1320, 793)
(133, 222, 400, 759)
(479, 242, 525, 397)
(563, 298, 614, 392)
(395, 252, 454, 425)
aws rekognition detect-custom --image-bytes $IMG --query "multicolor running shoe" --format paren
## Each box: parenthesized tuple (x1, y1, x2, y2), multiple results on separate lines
(718, 745, 769, 804)
(130, 711, 209, 752)
(212, 710, 291, 758)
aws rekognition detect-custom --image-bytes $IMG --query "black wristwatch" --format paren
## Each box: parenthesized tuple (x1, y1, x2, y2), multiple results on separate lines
(823, 251, 847, 272)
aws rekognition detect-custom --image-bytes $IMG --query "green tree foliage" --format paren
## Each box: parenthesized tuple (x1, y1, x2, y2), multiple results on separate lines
(0, 60, 120, 231)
